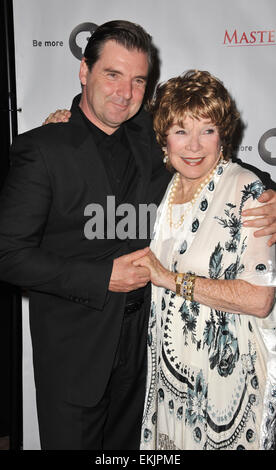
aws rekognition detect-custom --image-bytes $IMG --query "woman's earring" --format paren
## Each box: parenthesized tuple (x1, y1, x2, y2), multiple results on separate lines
(219, 145, 227, 163)
(163, 147, 169, 164)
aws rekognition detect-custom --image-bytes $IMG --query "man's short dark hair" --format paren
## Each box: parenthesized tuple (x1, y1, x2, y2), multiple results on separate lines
(83, 20, 155, 73)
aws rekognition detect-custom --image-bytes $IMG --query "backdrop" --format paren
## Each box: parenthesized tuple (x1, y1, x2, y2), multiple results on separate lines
(12, 0, 276, 449)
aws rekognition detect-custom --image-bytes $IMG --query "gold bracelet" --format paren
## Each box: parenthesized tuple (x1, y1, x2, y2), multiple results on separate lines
(180, 273, 196, 302)
(174, 273, 184, 296)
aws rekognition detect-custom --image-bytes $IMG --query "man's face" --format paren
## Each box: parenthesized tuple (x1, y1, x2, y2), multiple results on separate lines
(79, 40, 149, 134)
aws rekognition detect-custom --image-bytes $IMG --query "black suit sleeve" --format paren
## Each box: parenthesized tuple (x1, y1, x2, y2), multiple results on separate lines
(0, 134, 113, 310)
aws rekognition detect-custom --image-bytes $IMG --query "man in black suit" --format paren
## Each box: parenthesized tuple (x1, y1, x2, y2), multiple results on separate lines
(0, 20, 275, 450)
(0, 20, 170, 450)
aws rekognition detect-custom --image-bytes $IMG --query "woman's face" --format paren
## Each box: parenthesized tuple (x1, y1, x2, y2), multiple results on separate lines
(166, 115, 221, 184)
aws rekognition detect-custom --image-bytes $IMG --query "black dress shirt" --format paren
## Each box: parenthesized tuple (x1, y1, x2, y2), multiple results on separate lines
(79, 107, 138, 204)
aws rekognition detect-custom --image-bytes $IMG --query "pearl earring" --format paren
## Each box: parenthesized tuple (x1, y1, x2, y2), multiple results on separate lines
(219, 146, 227, 163)
(162, 147, 169, 164)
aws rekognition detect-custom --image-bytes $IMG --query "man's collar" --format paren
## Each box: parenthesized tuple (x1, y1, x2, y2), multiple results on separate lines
(77, 105, 125, 145)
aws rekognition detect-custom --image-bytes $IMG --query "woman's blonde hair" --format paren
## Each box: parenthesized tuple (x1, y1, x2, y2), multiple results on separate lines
(150, 70, 240, 162)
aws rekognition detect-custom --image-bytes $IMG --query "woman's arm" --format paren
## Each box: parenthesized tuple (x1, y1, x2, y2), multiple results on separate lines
(134, 250, 275, 318)
(193, 276, 274, 317)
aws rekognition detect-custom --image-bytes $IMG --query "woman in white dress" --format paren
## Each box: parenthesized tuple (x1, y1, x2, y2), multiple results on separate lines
(135, 70, 276, 450)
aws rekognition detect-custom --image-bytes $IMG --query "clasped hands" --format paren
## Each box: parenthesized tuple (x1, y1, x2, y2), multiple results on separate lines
(109, 247, 174, 292)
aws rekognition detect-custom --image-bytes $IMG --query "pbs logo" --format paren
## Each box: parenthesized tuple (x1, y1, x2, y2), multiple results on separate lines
(258, 129, 276, 166)
(69, 22, 98, 60)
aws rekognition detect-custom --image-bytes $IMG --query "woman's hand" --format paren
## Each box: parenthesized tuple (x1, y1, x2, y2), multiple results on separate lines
(43, 109, 71, 125)
(242, 189, 276, 246)
(133, 249, 175, 290)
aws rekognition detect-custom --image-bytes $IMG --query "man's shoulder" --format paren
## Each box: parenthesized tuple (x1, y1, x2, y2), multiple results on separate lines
(16, 94, 83, 142)
(18, 122, 70, 140)
(15, 114, 84, 151)
(128, 107, 153, 131)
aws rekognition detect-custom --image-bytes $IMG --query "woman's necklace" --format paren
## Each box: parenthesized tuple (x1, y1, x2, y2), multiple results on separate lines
(167, 164, 218, 228)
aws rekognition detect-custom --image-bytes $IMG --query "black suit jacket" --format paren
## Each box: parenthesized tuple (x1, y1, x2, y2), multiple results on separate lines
(0, 96, 170, 406)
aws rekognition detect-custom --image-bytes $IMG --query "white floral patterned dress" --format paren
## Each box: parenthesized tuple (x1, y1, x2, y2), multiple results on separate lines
(140, 161, 276, 450)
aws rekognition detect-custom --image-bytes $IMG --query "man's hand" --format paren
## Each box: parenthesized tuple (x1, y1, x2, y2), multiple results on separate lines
(43, 109, 71, 125)
(109, 248, 151, 292)
(242, 189, 276, 246)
